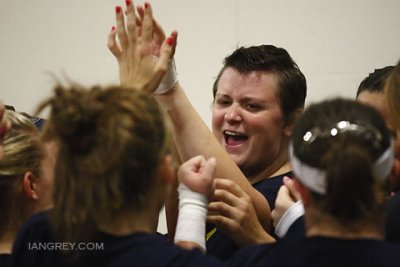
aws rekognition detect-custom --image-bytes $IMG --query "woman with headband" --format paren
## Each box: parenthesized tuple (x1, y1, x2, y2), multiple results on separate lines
(225, 98, 400, 266)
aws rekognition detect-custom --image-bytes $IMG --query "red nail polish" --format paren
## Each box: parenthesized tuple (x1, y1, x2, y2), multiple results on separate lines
(166, 37, 174, 46)
(144, 2, 149, 9)
(116, 6, 122, 13)
(126, 0, 131, 6)
(111, 26, 116, 32)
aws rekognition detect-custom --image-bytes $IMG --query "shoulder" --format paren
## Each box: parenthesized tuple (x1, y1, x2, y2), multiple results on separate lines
(10, 210, 54, 267)
(227, 238, 400, 267)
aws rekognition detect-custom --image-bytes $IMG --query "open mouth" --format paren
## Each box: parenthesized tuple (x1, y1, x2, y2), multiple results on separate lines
(224, 130, 248, 146)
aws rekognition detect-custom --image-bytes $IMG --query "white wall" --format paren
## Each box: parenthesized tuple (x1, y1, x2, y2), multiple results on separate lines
(1, 0, 399, 233)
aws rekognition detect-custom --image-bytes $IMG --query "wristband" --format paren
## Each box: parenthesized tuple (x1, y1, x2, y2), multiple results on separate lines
(275, 200, 305, 238)
(174, 183, 208, 251)
(152, 56, 178, 95)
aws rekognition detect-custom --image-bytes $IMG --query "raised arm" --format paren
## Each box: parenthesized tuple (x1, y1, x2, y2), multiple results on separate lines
(107, 1, 271, 232)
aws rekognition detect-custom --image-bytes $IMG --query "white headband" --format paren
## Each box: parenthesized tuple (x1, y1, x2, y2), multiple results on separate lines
(289, 141, 394, 195)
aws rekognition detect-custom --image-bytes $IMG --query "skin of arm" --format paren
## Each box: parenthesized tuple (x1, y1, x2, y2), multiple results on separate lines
(154, 84, 271, 232)
(207, 178, 275, 246)
(107, 2, 271, 234)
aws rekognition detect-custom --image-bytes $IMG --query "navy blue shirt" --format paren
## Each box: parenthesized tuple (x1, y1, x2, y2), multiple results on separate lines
(206, 172, 292, 261)
(0, 254, 11, 267)
(227, 236, 400, 267)
(386, 191, 400, 244)
(11, 211, 223, 267)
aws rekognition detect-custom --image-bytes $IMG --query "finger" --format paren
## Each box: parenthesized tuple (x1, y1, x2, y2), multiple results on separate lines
(271, 209, 277, 224)
(107, 26, 122, 58)
(283, 176, 301, 201)
(125, 0, 137, 45)
(200, 157, 217, 181)
(208, 200, 238, 218)
(136, 5, 145, 21)
(115, 5, 129, 51)
(151, 18, 167, 57)
(207, 214, 238, 231)
(211, 187, 250, 210)
(179, 155, 204, 173)
(152, 32, 176, 88)
(153, 17, 166, 43)
(135, 4, 144, 37)
(141, 2, 153, 45)
(213, 178, 245, 198)
(277, 184, 290, 200)
(170, 31, 178, 58)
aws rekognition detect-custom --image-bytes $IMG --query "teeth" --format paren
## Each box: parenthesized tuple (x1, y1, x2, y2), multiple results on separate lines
(224, 130, 241, 136)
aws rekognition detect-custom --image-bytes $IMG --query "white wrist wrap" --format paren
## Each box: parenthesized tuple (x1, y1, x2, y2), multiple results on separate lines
(174, 183, 208, 251)
(275, 200, 305, 238)
(152, 56, 178, 95)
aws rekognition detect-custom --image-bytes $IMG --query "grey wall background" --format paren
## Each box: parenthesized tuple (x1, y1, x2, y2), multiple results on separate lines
(1, 0, 399, 233)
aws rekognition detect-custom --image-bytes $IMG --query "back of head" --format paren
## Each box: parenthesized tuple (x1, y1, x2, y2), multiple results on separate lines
(357, 66, 394, 96)
(291, 98, 392, 225)
(212, 45, 307, 120)
(39, 85, 170, 244)
(0, 110, 43, 235)
(385, 61, 400, 129)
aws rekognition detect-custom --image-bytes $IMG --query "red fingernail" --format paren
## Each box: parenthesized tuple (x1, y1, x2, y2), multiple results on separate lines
(126, 0, 131, 6)
(111, 25, 116, 32)
(166, 37, 174, 46)
(144, 2, 149, 9)
(116, 6, 122, 13)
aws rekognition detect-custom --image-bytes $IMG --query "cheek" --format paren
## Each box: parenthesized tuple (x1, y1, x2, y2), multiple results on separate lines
(211, 110, 224, 131)
(251, 112, 284, 133)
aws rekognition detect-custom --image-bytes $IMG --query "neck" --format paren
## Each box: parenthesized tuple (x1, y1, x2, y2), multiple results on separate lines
(98, 209, 159, 236)
(248, 159, 291, 185)
(305, 208, 384, 240)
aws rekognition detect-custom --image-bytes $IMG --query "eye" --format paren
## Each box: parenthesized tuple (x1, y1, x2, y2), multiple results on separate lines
(215, 98, 231, 107)
(244, 103, 261, 111)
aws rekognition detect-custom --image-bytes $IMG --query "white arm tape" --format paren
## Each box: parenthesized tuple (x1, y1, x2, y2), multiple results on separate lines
(274, 200, 305, 238)
(152, 56, 178, 95)
(174, 183, 208, 251)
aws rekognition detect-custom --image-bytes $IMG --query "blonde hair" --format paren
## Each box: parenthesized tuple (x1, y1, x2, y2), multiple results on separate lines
(0, 110, 44, 235)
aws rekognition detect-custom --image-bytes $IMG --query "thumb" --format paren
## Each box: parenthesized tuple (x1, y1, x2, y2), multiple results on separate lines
(283, 176, 301, 201)
(201, 157, 217, 181)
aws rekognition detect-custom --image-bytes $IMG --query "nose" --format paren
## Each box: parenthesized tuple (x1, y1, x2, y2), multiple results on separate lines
(224, 103, 241, 122)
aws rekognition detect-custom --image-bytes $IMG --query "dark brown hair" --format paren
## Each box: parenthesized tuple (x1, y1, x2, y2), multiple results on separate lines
(292, 98, 391, 225)
(38, 85, 170, 244)
(212, 45, 307, 121)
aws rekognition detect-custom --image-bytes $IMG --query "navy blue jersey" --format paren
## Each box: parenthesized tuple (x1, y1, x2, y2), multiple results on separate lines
(11, 211, 223, 267)
(227, 236, 400, 267)
(206, 172, 291, 261)
(386, 191, 400, 244)
(0, 254, 11, 267)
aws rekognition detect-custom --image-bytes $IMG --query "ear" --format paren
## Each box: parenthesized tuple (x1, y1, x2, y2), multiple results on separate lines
(157, 154, 176, 185)
(293, 178, 310, 206)
(22, 171, 39, 201)
(283, 108, 303, 137)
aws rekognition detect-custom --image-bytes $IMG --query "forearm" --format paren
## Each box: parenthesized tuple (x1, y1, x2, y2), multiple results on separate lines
(155, 83, 271, 231)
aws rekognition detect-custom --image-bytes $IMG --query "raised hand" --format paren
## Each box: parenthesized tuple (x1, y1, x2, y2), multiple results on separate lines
(107, 1, 177, 92)
(271, 176, 301, 228)
(207, 178, 275, 246)
(177, 155, 216, 199)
